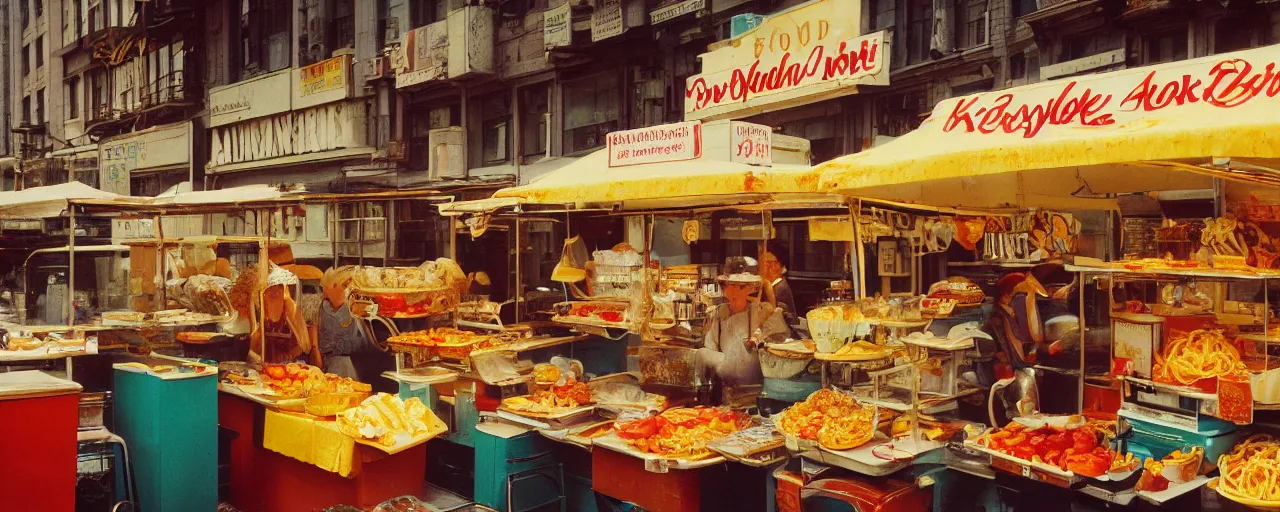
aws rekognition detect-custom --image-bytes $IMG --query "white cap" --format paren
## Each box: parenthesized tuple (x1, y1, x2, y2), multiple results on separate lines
(947, 321, 992, 342)
(267, 265, 299, 287)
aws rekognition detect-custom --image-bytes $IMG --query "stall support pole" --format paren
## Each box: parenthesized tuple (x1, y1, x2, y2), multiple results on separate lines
(1078, 273, 1086, 413)
(154, 214, 165, 308)
(67, 206, 76, 327)
(515, 217, 522, 322)
(850, 200, 865, 299)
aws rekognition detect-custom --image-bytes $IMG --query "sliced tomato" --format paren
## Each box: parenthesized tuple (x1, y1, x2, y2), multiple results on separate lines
(598, 311, 623, 323)
(615, 417, 659, 440)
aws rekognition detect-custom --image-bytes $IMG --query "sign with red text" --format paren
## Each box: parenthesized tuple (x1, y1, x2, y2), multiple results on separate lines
(730, 121, 772, 166)
(936, 47, 1280, 140)
(607, 122, 702, 167)
(684, 0, 888, 121)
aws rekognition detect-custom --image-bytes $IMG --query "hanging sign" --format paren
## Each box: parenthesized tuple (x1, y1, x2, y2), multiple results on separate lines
(544, 2, 572, 48)
(592, 0, 624, 41)
(685, 0, 889, 121)
(729, 121, 772, 166)
(650, 0, 704, 24)
(606, 122, 702, 167)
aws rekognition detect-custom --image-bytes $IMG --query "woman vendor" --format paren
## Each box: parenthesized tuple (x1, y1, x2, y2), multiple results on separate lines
(317, 266, 365, 378)
(699, 260, 789, 393)
(231, 264, 319, 365)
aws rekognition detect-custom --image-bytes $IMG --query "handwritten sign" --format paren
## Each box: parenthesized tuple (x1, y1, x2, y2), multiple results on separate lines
(730, 121, 771, 166)
(650, 0, 704, 24)
(592, 0, 623, 42)
(607, 122, 701, 167)
(939, 50, 1280, 140)
(544, 2, 572, 48)
(294, 54, 352, 109)
(685, 0, 888, 120)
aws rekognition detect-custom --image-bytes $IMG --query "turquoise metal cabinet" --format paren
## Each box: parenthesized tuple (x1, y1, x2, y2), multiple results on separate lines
(113, 369, 218, 512)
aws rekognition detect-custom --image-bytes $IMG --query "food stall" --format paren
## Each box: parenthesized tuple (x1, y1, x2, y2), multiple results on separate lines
(813, 42, 1280, 509)
(440, 119, 888, 512)
(30, 186, 468, 511)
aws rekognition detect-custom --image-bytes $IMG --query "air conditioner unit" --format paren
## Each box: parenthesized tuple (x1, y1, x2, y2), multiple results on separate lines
(428, 127, 466, 179)
(370, 55, 393, 78)
(387, 140, 407, 160)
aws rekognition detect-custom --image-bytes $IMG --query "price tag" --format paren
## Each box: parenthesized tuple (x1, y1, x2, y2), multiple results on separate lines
(645, 458, 672, 474)
(1021, 465, 1032, 478)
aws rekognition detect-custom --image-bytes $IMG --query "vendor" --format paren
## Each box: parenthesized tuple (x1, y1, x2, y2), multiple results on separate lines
(233, 264, 319, 365)
(700, 262, 789, 389)
(317, 266, 364, 378)
(760, 250, 802, 337)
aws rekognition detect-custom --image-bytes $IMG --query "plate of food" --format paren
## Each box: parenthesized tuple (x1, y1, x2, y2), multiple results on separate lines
(774, 389, 878, 452)
(814, 341, 894, 362)
(499, 378, 594, 420)
(610, 406, 752, 461)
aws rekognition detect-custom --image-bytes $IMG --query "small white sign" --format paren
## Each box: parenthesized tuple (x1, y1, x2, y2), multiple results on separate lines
(606, 122, 701, 167)
(650, 0, 705, 24)
(544, 2, 572, 48)
(592, 0, 624, 41)
(729, 121, 771, 166)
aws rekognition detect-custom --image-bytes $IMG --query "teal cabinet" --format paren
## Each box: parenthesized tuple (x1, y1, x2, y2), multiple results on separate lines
(113, 370, 218, 512)
(474, 423, 564, 512)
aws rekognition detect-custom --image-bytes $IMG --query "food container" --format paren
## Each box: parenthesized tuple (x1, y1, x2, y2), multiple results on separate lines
(78, 391, 110, 430)
(759, 350, 811, 380)
(638, 345, 704, 387)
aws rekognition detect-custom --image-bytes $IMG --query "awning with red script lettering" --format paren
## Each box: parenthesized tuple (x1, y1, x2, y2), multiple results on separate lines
(815, 43, 1280, 210)
(490, 148, 826, 208)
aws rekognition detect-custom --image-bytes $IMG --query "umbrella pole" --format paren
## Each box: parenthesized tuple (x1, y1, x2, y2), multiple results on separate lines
(67, 206, 76, 327)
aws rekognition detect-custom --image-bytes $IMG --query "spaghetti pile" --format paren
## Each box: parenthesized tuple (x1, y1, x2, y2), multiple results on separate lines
(1153, 329, 1245, 386)
(1216, 435, 1280, 502)
(776, 389, 877, 451)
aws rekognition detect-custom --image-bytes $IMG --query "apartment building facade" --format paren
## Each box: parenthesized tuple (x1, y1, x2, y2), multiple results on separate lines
(2, 0, 1277, 193)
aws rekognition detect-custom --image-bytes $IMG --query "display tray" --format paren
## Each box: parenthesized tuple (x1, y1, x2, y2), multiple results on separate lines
(799, 437, 942, 477)
(0, 346, 88, 361)
(1209, 477, 1280, 509)
(1141, 475, 1209, 506)
(539, 418, 616, 449)
(219, 382, 288, 408)
(498, 402, 596, 422)
(963, 440, 1084, 487)
(551, 315, 633, 331)
(350, 418, 448, 455)
(380, 369, 458, 386)
(469, 334, 588, 357)
(814, 350, 894, 362)
(1066, 262, 1280, 280)
(592, 432, 726, 470)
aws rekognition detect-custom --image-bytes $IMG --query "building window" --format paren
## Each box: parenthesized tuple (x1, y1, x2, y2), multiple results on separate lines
(867, 0, 893, 32)
(34, 0, 43, 18)
(408, 104, 459, 171)
(1215, 18, 1257, 54)
(562, 74, 620, 155)
(1144, 27, 1188, 64)
(412, 0, 446, 28)
(66, 76, 80, 120)
(520, 84, 550, 159)
(35, 88, 45, 125)
(1059, 30, 1122, 63)
(905, 0, 932, 64)
(334, 0, 356, 50)
(74, 0, 84, 39)
(479, 93, 512, 165)
(21, 0, 29, 27)
(241, 0, 292, 78)
(21, 96, 30, 124)
(22, 44, 30, 76)
(1013, 0, 1038, 17)
(35, 36, 44, 68)
(89, 70, 107, 120)
(89, 0, 103, 32)
(959, 0, 988, 49)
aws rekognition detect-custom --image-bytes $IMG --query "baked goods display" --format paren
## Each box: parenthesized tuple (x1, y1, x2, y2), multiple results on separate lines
(806, 304, 866, 353)
(552, 301, 630, 327)
(775, 389, 877, 451)
(815, 341, 894, 362)
(500, 378, 593, 416)
(1152, 329, 1245, 386)
(973, 421, 1118, 477)
(1212, 435, 1280, 504)
(534, 363, 562, 385)
(926, 277, 985, 305)
(256, 363, 372, 399)
(613, 407, 752, 459)
(348, 259, 468, 317)
(337, 393, 444, 447)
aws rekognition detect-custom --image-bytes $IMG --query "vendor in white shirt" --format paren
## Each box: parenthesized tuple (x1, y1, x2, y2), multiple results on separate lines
(700, 262, 789, 388)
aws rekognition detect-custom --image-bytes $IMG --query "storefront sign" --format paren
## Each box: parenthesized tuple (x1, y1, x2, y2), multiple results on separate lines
(592, 0, 624, 42)
(729, 121, 772, 166)
(209, 70, 293, 127)
(607, 122, 702, 167)
(684, 0, 889, 121)
(99, 122, 191, 195)
(938, 46, 1280, 140)
(396, 21, 449, 89)
(544, 2, 572, 48)
(650, 0, 704, 24)
(294, 54, 352, 110)
(208, 101, 367, 169)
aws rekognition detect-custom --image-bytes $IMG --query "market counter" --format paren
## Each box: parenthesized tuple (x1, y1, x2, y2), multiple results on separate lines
(219, 392, 428, 511)
(0, 371, 81, 512)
